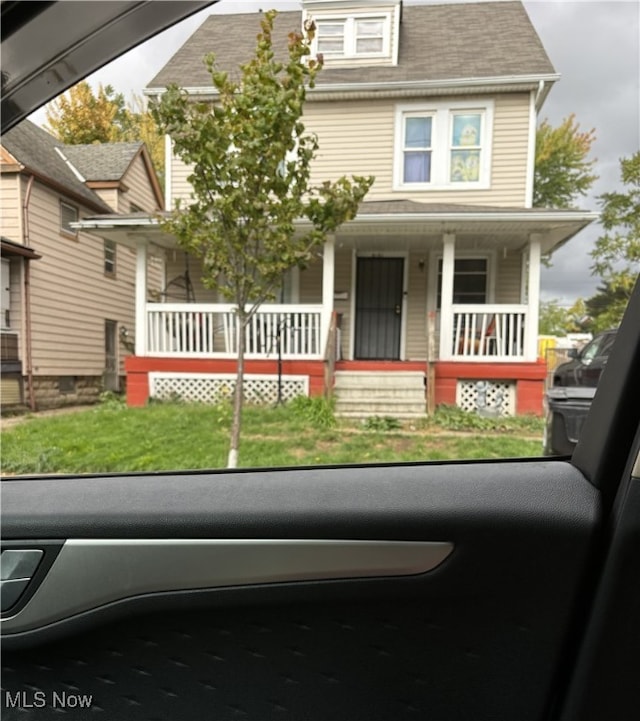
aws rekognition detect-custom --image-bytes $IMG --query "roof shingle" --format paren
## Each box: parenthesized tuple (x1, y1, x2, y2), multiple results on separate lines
(1, 120, 109, 210)
(1, 121, 147, 210)
(147, 2, 555, 90)
(61, 142, 142, 182)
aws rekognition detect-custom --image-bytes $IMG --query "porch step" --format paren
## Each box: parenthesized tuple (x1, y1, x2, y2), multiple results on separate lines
(333, 371, 426, 419)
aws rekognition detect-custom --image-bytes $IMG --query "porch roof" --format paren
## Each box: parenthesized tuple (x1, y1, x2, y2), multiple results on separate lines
(75, 202, 598, 255)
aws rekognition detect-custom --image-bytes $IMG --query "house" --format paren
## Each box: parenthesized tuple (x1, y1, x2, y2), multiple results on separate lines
(77, 0, 597, 417)
(0, 120, 163, 409)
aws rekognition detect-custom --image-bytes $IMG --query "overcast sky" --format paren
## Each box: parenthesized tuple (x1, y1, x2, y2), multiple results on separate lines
(31, 0, 640, 305)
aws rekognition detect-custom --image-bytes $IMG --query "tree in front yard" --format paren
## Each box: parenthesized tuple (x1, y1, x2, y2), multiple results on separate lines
(533, 114, 597, 209)
(152, 11, 373, 468)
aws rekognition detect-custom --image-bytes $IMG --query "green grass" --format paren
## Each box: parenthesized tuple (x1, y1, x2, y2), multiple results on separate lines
(1, 400, 544, 475)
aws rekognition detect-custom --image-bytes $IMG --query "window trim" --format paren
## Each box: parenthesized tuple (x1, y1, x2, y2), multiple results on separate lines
(394, 101, 494, 191)
(60, 200, 79, 238)
(314, 12, 391, 60)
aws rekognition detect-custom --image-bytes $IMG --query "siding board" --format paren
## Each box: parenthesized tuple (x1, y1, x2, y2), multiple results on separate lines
(26, 181, 142, 377)
(122, 154, 159, 212)
(1, 174, 21, 243)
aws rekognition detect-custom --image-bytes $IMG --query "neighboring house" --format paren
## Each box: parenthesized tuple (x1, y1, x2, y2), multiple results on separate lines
(78, 0, 597, 417)
(0, 120, 163, 409)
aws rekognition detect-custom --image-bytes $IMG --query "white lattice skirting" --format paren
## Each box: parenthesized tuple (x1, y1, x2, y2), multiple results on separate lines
(456, 380, 516, 417)
(149, 373, 309, 405)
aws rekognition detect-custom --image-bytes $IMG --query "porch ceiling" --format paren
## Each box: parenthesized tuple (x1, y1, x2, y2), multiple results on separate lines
(76, 204, 598, 256)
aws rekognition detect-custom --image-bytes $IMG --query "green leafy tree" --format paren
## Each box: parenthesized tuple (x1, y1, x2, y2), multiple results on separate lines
(539, 298, 589, 336)
(152, 11, 373, 468)
(590, 152, 640, 328)
(534, 114, 597, 208)
(586, 279, 633, 332)
(45, 81, 164, 185)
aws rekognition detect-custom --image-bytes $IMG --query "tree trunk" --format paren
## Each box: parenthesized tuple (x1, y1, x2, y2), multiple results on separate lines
(227, 310, 246, 468)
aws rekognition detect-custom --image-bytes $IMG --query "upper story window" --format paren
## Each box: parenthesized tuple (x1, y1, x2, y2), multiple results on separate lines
(395, 101, 493, 190)
(315, 14, 390, 59)
(60, 201, 79, 236)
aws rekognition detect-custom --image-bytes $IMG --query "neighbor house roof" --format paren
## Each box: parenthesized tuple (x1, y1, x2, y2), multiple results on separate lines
(147, 2, 555, 91)
(61, 142, 143, 182)
(1, 120, 111, 211)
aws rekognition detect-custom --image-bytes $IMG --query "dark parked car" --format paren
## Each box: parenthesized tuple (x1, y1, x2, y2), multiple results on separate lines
(553, 329, 618, 387)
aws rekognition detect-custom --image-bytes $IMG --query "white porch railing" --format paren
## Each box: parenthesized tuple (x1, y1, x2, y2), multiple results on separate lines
(145, 303, 324, 359)
(446, 304, 530, 361)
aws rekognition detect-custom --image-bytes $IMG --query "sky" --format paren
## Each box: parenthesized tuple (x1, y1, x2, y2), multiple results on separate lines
(31, 0, 640, 305)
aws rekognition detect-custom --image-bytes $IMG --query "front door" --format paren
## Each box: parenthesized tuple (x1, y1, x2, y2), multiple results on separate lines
(355, 256, 404, 360)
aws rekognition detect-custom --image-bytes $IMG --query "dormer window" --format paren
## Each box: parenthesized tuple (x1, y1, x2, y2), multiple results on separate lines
(317, 21, 345, 55)
(355, 19, 384, 54)
(314, 14, 391, 59)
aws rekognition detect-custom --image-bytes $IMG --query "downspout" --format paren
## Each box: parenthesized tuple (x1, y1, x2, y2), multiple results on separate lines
(22, 174, 36, 411)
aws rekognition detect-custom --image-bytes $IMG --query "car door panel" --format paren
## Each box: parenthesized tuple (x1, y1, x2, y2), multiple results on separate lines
(2, 461, 600, 720)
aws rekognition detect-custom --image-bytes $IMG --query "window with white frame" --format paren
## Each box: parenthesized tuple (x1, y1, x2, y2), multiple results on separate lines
(395, 102, 493, 189)
(104, 240, 116, 276)
(315, 15, 390, 59)
(436, 258, 489, 308)
(60, 201, 79, 236)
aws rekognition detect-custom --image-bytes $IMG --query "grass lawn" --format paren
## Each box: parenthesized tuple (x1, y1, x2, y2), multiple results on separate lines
(1, 398, 545, 475)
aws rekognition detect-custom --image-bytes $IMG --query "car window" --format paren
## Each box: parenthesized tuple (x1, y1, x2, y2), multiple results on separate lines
(581, 337, 604, 363)
(0, 1, 637, 475)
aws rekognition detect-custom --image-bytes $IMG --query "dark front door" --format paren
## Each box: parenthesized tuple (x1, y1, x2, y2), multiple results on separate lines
(355, 257, 404, 360)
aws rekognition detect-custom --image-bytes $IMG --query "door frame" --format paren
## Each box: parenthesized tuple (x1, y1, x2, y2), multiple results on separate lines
(349, 250, 409, 361)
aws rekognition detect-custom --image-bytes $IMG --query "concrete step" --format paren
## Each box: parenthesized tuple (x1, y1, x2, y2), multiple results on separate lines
(336, 387, 426, 400)
(334, 371, 425, 390)
(333, 370, 427, 418)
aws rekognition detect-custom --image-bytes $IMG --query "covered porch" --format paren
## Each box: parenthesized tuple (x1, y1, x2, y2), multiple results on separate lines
(79, 203, 596, 413)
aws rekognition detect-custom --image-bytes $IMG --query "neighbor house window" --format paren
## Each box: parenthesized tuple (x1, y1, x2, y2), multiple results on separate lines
(104, 240, 116, 276)
(60, 201, 79, 236)
(314, 15, 390, 58)
(395, 102, 492, 189)
(437, 258, 489, 308)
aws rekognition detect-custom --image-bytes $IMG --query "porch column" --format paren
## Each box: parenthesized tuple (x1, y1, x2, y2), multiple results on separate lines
(134, 243, 148, 357)
(439, 233, 456, 361)
(525, 234, 541, 362)
(321, 234, 335, 356)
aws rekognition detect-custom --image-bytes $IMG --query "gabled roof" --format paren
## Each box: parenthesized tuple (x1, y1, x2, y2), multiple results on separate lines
(147, 2, 555, 91)
(61, 142, 143, 182)
(1, 120, 110, 211)
(1, 121, 163, 211)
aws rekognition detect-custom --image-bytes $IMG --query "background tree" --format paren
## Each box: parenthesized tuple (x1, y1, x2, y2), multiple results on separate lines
(539, 298, 589, 336)
(533, 114, 597, 208)
(585, 279, 633, 332)
(152, 11, 373, 468)
(589, 151, 640, 328)
(45, 81, 165, 184)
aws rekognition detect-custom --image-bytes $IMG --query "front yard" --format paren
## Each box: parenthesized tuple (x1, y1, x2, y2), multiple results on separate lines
(1, 398, 545, 475)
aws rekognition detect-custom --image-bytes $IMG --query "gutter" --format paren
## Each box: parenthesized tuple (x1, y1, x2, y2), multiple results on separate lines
(75, 209, 599, 232)
(144, 73, 560, 100)
(21, 174, 36, 411)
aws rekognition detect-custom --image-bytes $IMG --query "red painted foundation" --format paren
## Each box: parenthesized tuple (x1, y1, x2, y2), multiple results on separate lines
(125, 356, 326, 407)
(126, 356, 547, 415)
(435, 360, 547, 415)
